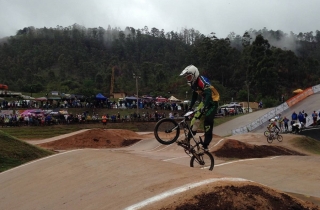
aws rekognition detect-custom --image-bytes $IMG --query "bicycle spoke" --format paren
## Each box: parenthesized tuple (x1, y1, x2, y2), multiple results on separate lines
(154, 118, 180, 145)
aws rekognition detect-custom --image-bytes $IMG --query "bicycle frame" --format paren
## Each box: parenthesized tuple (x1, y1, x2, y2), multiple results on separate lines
(154, 112, 215, 170)
(267, 130, 279, 139)
(175, 111, 204, 157)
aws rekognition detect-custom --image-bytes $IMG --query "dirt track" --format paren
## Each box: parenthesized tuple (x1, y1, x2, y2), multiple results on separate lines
(0, 128, 319, 209)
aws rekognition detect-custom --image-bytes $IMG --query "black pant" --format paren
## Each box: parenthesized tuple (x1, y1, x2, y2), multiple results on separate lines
(202, 102, 218, 148)
(189, 102, 217, 149)
(203, 108, 215, 148)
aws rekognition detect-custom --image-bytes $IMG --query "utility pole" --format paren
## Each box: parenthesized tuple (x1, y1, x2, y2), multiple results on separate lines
(133, 73, 140, 113)
(245, 65, 251, 113)
(245, 80, 250, 113)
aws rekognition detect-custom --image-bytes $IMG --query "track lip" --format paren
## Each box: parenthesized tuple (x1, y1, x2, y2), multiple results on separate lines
(124, 177, 252, 210)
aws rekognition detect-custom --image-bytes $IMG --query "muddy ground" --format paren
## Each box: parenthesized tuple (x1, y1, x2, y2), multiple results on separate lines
(35, 128, 320, 209)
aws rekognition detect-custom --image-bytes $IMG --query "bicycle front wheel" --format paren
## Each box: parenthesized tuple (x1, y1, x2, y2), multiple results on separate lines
(277, 135, 283, 142)
(267, 136, 273, 143)
(190, 151, 214, 171)
(154, 118, 180, 145)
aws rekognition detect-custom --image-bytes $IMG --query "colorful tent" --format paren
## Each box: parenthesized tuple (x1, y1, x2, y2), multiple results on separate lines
(21, 95, 35, 100)
(0, 84, 8, 90)
(35, 97, 47, 101)
(20, 109, 43, 116)
(168, 95, 181, 102)
(96, 93, 107, 100)
(293, 89, 303, 94)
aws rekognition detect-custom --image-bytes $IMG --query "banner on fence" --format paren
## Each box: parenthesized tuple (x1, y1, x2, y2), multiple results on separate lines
(286, 87, 313, 107)
(312, 84, 320, 93)
(231, 84, 319, 136)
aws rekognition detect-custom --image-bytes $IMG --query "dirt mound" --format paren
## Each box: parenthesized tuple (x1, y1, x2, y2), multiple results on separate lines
(158, 182, 319, 210)
(212, 139, 305, 159)
(39, 129, 144, 150)
(34, 130, 319, 209)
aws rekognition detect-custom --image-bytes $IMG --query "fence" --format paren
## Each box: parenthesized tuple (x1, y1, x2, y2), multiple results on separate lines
(231, 84, 320, 135)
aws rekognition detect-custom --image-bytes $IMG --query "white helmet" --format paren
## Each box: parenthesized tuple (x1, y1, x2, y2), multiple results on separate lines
(180, 65, 199, 85)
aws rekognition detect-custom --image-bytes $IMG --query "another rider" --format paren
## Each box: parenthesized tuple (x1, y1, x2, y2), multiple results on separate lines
(267, 118, 280, 133)
(178, 65, 220, 152)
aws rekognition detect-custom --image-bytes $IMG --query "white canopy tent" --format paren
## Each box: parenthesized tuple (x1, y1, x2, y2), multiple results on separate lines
(21, 95, 35, 100)
(168, 95, 181, 102)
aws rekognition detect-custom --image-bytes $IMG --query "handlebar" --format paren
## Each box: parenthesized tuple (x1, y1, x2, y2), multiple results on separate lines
(183, 107, 205, 118)
(183, 110, 195, 117)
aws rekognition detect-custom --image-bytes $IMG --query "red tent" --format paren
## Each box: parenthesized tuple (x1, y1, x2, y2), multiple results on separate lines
(35, 97, 47, 101)
(0, 84, 8, 90)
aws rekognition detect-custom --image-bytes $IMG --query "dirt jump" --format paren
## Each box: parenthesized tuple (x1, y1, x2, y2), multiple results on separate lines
(0, 128, 319, 209)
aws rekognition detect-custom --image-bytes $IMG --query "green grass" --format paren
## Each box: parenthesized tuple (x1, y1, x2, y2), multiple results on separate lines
(292, 136, 320, 155)
(0, 130, 54, 172)
(0, 123, 139, 139)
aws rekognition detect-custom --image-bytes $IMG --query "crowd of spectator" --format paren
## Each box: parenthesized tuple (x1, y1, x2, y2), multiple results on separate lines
(269, 110, 320, 133)
(0, 109, 183, 127)
(1, 97, 189, 111)
(292, 110, 320, 126)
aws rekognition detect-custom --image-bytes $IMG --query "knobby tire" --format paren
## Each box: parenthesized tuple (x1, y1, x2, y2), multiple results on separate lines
(267, 136, 273, 143)
(277, 135, 283, 142)
(154, 118, 180, 145)
(190, 151, 214, 171)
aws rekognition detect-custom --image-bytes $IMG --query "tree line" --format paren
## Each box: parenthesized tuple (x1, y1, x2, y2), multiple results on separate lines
(0, 24, 319, 107)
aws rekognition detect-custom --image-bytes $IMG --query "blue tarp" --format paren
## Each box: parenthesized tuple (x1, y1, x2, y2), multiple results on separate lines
(125, 96, 137, 100)
(96, 93, 107, 100)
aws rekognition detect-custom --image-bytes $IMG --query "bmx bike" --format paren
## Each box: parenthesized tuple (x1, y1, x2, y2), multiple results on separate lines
(154, 110, 214, 170)
(264, 126, 283, 137)
(266, 131, 283, 143)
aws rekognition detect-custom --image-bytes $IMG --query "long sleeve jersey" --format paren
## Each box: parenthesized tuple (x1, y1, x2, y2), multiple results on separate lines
(189, 76, 220, 108)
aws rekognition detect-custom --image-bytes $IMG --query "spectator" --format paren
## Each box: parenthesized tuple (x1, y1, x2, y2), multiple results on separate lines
(155, 111, 159, 121)
(224, 108, 228, 116)
(102, 114, 107, 126)
(291, 111, 298, 125)
(283, 116, 289, 132)
(302, 110, 307, 124)
(298, 111, 304, 123)
(117, 112, 120, 122)
(312, 111, 318, 126)
(277, 114, 283, 131)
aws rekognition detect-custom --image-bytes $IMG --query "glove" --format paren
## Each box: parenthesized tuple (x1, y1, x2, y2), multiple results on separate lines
(200, 106, 208, 114)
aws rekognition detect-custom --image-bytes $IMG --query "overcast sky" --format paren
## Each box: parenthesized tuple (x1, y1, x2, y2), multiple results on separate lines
(0, 0, 319, 39)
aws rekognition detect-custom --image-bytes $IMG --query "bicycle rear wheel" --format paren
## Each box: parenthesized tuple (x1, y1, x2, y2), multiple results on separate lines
(190, 151, 214, 171)
(277, 135, 283, 142)
(267, 136, 273, 143)
(154, 118, 180, 145)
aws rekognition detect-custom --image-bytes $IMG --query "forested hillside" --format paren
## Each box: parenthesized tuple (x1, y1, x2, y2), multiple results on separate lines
(0, 24, 319, 105)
